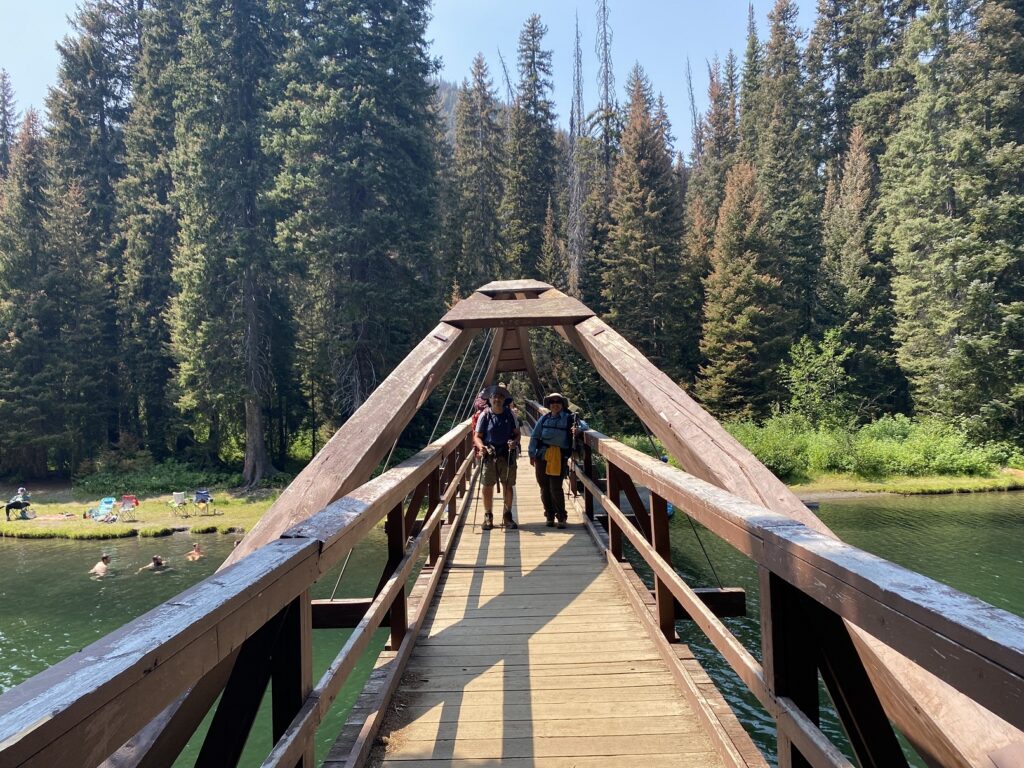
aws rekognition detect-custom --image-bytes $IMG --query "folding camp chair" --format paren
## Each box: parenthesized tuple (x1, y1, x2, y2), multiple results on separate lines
(169, 492, 188, 517)
(191, 489, 217, 516)
(119, 495, 139, 522)
(89, 497, 117, 522)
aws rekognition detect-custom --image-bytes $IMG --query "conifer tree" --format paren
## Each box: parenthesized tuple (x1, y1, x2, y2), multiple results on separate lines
(738, 4, 763, 161)
(603, 66, 690, 379)
(685, 55, 740, 279)
(169, 0, 283, 485)
(818, 125, 905, 414)
(47, 180, 108, 472)
(452, 54, 504, 288)
(0, 69, 17, 180)
(756, 0, 822, 336)
(879, 0, 1024, 440)
(271, 0, 440, 427)
(538, 196, 567, 290)
(501, 14, 557, 277)
(115, 0, 182, 458)
(566, 16, 586, 297)
(0, 112, 51, 476)
(47, 0, 140, 445)
(698, 162, 790, 419)
(0, 115, 106, 475)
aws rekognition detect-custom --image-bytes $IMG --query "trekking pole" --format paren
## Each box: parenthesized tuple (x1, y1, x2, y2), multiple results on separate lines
(471, 455, 483, 534)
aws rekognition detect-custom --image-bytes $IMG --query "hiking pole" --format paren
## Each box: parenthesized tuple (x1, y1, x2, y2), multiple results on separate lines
(471, 455, 484, 534)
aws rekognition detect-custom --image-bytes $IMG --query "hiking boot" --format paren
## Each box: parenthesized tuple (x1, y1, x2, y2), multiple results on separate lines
(502, 511, 518, 530)
(556, 519, 567, 529)
(482, 512, 494, 531)
(545, 518, 555, 527)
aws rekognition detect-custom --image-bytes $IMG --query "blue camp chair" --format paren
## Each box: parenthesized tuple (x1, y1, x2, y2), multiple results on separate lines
(89, 497, 117, 522)
(191, 489, 217, 516)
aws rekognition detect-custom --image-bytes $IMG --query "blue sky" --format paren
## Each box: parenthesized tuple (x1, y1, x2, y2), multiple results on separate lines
(1, 1, 812, 157)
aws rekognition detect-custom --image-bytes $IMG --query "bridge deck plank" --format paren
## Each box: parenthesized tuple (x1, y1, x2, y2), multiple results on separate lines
(366, 452, 743, 767)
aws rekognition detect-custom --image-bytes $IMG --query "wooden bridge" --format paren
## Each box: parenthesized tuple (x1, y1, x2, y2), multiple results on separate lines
(1, 280, 1023, 768)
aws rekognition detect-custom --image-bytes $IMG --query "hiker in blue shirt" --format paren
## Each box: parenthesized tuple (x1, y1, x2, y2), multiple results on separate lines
(528, 393, 587, 528)
(473, 384, 521, 531)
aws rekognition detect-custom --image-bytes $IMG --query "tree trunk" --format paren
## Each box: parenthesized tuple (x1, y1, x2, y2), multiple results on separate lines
(243, 395, 276, 487)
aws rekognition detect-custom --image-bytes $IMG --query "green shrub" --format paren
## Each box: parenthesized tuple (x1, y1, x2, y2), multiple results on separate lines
(139, 527, 174, 537)
(805, 428, 853, 475)
(190, 525, 218, 534)
(727, 414, 811, 481)
(75, 460, 243, 497)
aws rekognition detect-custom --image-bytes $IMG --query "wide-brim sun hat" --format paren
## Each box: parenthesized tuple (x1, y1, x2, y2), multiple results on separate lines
(543, 392, 567, 407)
(482, 384, 511, 401)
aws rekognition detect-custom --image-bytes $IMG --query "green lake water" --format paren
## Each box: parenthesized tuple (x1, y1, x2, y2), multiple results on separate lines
(1, 491, 1021, 766)
(0, 528, 391, 766)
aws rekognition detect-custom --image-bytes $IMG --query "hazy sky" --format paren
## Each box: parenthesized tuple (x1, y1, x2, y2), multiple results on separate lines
(1, 0, 812, 157)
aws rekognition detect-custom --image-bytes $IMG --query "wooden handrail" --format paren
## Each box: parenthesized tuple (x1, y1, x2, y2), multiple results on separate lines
(261, 447, 477, 767)
(0, 422, 474, 767)
(566, 426, 1024, 760)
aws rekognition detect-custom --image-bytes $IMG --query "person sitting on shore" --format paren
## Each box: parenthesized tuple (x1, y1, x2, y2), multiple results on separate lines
(185, 543, 204, 561)
(137, 555, 169, 574)
(89, 553, 111, 577)
(6, 487, 31, 521)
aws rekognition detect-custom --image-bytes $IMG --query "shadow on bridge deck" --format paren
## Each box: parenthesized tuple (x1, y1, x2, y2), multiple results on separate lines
(352, 450, 756, 768)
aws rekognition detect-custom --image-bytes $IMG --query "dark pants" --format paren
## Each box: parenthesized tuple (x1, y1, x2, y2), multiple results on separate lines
(5, 502, 28, 520)
(535, 458, 567, 522)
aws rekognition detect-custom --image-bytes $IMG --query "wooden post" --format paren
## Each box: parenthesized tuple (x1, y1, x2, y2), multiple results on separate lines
(194, 609, 286, 768)
(428, 467, 441, 566)
(271, 590, 314, 767)
(607, 461, 623, 561)
(815, 605, 910, 768)
(617, 467, 651, 542)
(387, 503, 408, 650)
(650, 492, 674, 641)
(760, 567, 818, 768)
(583, 443, 595, 520)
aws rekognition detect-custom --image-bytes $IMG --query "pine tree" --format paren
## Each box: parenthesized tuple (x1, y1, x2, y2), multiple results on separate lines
(685, 55, 740, 279)
(756, 0, 823, 337)
(501, 14, 557, 277)
(452, 54, 504, 288)
(47, 0, 141, 446)
(0, 69, 18, 180)
(0, 115, 106, 475)
(879, 0, 1024, 440)
(566, 16, 586, 298)
(114, 0, 182, 458)
(169, 0, 283, 485)
(271, 0, 441, 428)
(818, 125, 905, 414)
(0, 112, 52, 476)
(538, 196, 567, 290)
(47, 180, 108, 472)
(850, 0, 925, 160)
(739, 3, 763, 161)
(603, 66, 690, 379)
(698, 162, 791, 419)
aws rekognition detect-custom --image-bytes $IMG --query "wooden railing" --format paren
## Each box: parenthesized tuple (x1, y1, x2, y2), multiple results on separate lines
(526, 397, 1024, 768)
(0, 423, 478, 768)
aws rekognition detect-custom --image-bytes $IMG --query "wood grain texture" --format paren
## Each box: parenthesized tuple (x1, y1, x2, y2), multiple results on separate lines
(367, 450, 745, 768)
(442, 296, 593, 329)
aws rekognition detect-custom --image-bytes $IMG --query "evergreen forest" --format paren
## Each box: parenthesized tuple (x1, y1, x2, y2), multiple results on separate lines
(0, 0, 1022, 486)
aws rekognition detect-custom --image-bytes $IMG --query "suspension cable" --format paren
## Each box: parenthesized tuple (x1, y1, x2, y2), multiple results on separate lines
(638, 421, 722, 588)
(427, 333, 474, 446)
(452, 329, 492, 430)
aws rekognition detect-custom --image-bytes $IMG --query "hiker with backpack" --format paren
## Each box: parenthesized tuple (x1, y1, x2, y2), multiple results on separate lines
(473, 384, 521, 531)
(528, 393, 588, 528)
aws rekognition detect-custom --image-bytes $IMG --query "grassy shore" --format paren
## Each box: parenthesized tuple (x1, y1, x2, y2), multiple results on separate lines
(790, 469, 1024, 496)
(0, 490, 276, 539)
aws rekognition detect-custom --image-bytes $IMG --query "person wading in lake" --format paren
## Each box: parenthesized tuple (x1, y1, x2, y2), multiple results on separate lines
(473, 384, 521, 531)
(88, 553, 111, 577)
(529, 393, 587, 528)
